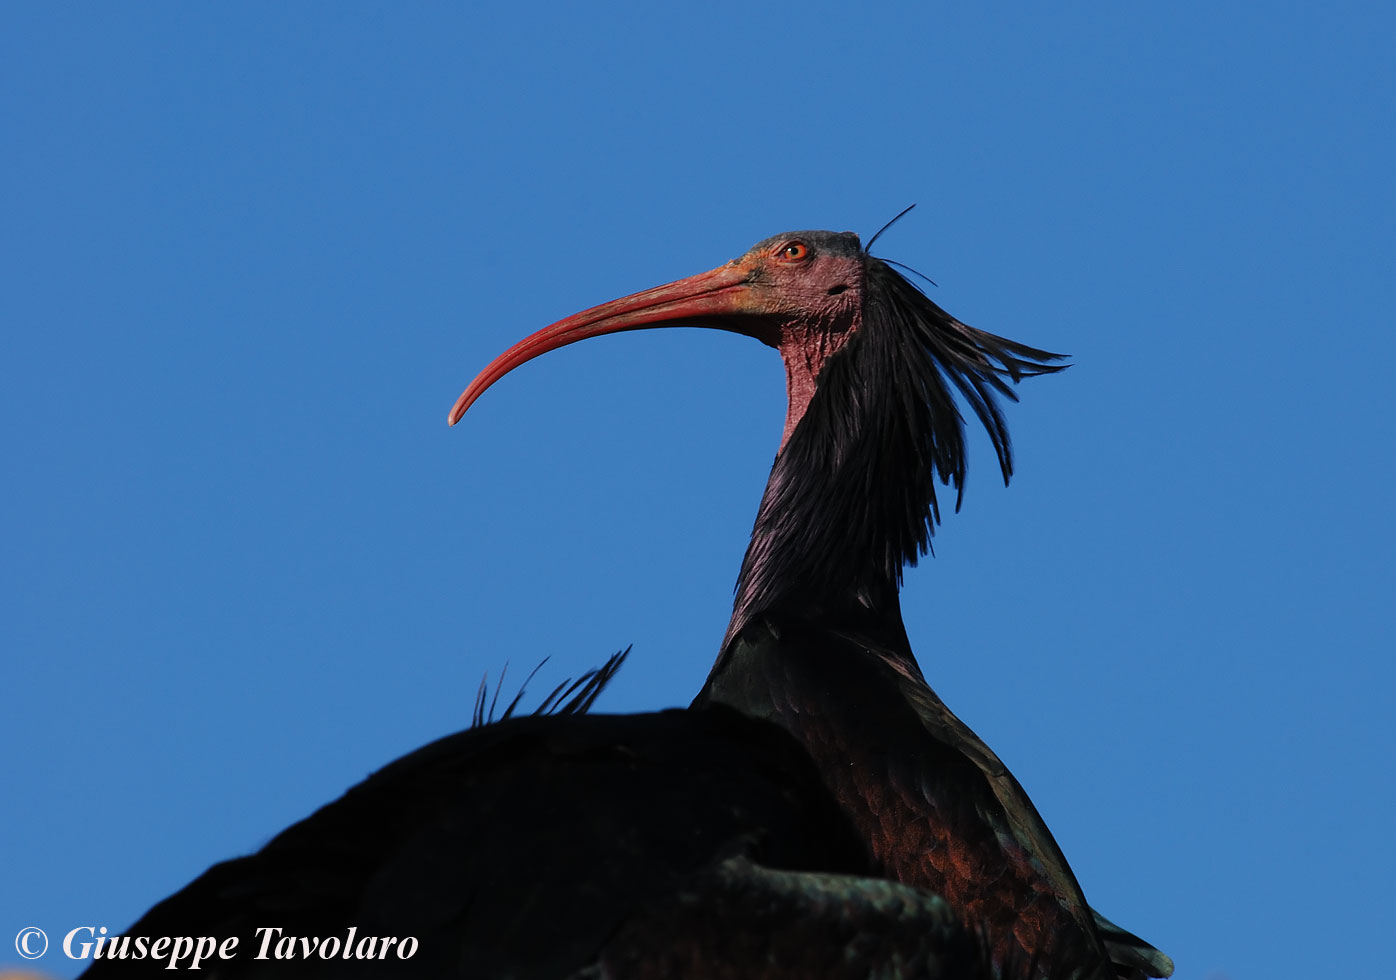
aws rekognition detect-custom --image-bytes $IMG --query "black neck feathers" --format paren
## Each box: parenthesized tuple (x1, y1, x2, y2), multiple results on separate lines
(723, 257, 1065, 650)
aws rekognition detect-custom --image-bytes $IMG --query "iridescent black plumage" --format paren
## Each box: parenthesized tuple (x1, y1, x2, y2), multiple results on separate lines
(81, 669, 1031, 979)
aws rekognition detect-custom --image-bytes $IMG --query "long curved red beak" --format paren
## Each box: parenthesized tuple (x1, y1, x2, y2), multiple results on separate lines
(448, 260, 773, 426)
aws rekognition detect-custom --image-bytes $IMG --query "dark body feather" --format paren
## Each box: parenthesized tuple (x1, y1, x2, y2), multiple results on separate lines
(82, 697, 1028, 979)
(693, 234, 1171, 980)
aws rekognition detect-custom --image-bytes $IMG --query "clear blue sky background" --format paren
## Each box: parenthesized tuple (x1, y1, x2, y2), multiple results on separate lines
(4, 5, 1392, 978)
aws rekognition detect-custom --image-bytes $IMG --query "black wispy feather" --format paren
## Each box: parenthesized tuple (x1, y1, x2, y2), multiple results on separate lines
(865, 203, 918, 252)
(728, 247, 1066, 641)
(864, 206, 938, 287)
(471, 647, 630, 727)
(880, 256, 939, 289)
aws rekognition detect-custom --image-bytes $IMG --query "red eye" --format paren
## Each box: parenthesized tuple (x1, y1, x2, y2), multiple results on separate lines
(780, 242, 808, 261)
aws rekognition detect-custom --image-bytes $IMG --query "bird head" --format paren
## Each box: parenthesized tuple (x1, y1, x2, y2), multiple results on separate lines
(448, 229, 870, 447)
(450, 224, 1067, 629)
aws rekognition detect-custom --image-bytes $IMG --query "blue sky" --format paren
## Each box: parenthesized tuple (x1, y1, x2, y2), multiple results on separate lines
(4, 4, 1393, 978)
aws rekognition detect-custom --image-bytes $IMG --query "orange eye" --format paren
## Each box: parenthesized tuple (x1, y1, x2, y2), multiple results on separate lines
(780, 242, 808, 261)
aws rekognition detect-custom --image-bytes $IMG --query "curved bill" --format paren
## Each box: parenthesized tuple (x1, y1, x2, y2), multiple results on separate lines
(448, 260, 774, 425)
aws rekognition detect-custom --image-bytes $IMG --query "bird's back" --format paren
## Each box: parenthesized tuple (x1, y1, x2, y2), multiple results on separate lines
(82, 704, 1013, 979)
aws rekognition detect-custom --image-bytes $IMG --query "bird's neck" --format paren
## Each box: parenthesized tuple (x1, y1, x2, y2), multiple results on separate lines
(721, 335, 927, 654)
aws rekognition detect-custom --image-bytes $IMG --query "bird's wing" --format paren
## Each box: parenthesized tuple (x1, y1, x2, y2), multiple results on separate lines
(581, 854, 996, 980)
(82, 707, 903, 978)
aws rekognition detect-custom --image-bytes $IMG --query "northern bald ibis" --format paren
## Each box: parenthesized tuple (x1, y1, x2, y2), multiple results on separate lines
(83, 224, 1167, 980)
(451, 224, 1171, 980)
